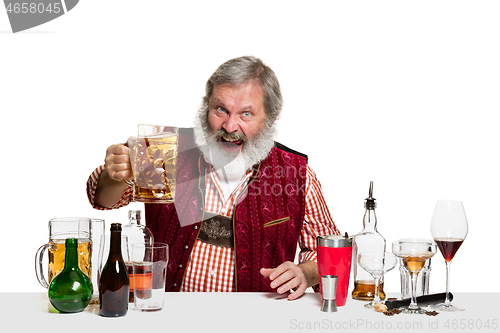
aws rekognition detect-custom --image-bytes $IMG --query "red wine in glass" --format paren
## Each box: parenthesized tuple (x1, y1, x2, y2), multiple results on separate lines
(434, 238, 464, 262)
(430, 200, 468, 312)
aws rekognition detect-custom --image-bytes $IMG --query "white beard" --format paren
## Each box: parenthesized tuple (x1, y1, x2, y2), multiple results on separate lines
(193, 109, 276, 182)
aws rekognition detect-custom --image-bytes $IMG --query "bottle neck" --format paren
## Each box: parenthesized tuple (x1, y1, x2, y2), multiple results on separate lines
(362, 208, 378, 231)
(108, 230, 123, 261)
(125, 218, 141, 226)
(126, 218, 140, 225)
(64, 241, 79, 269)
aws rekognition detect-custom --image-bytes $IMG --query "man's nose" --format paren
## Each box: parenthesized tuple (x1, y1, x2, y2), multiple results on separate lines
(222, 114, 240, 133)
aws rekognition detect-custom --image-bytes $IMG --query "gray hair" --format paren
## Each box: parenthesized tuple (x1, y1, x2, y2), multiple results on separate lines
(201, 56, 283, 127)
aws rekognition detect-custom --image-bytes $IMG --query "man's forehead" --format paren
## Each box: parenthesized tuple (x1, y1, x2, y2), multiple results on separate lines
(210, 82, 264, 103)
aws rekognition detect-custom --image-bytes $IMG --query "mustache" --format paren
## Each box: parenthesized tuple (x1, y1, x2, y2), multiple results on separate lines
(215, 128, 248, 142)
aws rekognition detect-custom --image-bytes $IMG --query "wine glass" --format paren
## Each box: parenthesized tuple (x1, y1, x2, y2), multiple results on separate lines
(357, 252, 397, 309)
(430, 200, 468, 311)
(392, 239, 436, 314)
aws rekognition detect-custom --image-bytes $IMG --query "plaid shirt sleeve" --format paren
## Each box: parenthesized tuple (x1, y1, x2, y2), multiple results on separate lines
(86, 164, 133, 210)
(298, 166, 340, 263)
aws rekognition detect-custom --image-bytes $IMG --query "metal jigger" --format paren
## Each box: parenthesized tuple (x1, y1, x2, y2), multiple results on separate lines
(320, 275, 338, 312)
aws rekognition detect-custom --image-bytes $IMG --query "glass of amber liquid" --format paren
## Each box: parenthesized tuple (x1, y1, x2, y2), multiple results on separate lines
(357, 252, 397, 309)
(131, 242, 169, 311)
(393, 239, 436, 314)
(35, 218, 93, 289)
(126, 125, 178, 203)
(430, 200, 468, 311)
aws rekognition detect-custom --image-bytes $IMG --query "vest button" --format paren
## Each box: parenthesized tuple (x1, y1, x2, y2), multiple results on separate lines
(178, 264, 183, 269)
(193, 225, 198, 230)
(173, 283, 177, 288)
(184, 245, 189, 250)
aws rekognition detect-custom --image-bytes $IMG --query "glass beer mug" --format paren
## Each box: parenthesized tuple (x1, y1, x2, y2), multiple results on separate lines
(125, 124, 178, 204)
(35, 217, 104, 295)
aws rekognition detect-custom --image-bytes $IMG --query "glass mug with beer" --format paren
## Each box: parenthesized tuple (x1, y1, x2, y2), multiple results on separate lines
(125, 124, 178, 204)
(35, 218, 95, 289)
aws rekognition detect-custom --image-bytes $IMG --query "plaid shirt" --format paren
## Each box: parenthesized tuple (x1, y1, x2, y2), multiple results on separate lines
(87, 163, 339, 292)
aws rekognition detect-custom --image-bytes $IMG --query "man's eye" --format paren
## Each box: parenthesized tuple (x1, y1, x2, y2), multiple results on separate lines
(217, 107, 227, 113)
(242, 112, 251, 118)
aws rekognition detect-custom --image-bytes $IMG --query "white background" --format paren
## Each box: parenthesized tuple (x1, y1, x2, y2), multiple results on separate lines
(0, 0, 498, 293)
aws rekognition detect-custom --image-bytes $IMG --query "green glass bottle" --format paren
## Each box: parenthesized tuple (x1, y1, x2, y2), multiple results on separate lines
(48, 238, 93, 313)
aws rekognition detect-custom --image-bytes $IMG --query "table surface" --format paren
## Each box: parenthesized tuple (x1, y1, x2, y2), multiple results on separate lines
(1, 292, 498, 332)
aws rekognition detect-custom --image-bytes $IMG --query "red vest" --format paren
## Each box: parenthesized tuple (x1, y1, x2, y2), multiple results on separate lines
(144, 128, 307, 292)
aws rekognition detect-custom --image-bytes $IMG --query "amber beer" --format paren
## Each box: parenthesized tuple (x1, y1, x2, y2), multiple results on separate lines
(48, 238, 92, 282)
(131, 129, 178, 203)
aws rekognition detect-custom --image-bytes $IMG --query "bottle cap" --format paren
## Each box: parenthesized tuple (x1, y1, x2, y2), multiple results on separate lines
(128, 210, 141, 221)
(110, 223, 122, 231)
(365, 181, 376, 209)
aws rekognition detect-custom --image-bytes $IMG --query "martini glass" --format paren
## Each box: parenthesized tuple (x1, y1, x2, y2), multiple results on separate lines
(392, 239, 436, 314)
(357, 252, 397, 309)
(430, 200, 468, 311)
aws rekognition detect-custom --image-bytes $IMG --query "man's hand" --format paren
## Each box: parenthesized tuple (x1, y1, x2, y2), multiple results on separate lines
(104, 141, 132, 182)
(260, 260, 318, 301)
(94, 139, 133, 208)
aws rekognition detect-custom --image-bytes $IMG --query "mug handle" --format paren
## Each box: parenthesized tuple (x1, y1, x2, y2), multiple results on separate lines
(124, 136, 136, 188)
(35, 244, 49, 288)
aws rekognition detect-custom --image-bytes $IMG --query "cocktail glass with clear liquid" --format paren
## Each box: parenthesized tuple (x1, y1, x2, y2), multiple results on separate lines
(430, 200, 468, 311)
(357, 252, 397, 309)
(392, 239, 436, 314)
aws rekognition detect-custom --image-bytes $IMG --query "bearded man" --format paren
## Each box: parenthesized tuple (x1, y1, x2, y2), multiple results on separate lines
(87, 56, 340, 300)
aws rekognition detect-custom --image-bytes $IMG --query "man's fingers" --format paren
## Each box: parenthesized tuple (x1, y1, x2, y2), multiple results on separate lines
(288, 283, 307, 300)
(269, 261, 294, 280)
(260, 262, 292, 280)
(260, 261, 309, 300)
(107, 166, 131, 181)
(106, 143, 129, 156)
(270, 269, 295, 289)
(104, 143, 132, 181)
(106, 154, 130, 165)
(259, 268, 273, 277)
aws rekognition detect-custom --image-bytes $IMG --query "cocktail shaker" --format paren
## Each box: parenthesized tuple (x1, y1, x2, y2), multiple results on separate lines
(317, 234, 353, 307)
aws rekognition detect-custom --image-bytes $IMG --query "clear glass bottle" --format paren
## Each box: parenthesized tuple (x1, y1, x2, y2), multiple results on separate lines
(48, 238, 93, 313)
(122, 210, 154, 302)
(351, 181, 386, 301)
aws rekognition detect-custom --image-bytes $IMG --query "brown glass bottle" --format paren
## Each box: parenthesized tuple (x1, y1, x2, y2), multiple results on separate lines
(99, 223, 129, 317)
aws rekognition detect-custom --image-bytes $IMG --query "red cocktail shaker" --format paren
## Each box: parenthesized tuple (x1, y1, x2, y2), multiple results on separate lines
(317, 234, 353, 306)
